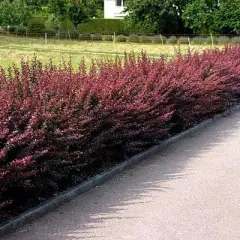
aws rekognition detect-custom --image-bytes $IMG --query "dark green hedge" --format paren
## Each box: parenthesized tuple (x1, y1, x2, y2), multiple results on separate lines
(77, 18, 154, 35)
(28, 17, 46, 33)
(77, 18, 127, 35)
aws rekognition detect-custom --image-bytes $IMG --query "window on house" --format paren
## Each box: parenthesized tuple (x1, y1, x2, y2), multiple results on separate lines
(116, 0, 122, 6)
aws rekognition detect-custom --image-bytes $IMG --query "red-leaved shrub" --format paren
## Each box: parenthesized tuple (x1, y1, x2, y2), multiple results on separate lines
(0, 46, 240, 222)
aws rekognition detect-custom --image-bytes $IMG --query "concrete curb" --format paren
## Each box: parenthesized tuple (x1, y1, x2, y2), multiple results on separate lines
(1, 104, 239, 236)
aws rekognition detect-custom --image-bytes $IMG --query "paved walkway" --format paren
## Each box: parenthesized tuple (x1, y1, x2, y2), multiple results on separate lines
(3, 111, 240, 240)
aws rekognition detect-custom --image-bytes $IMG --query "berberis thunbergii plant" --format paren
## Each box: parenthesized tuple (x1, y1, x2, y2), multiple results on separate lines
(0, 46, 240, 223)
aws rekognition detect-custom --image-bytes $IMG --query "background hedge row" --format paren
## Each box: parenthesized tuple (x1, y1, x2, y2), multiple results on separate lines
(0, 18, 154, 36)
(2, 18, 239, 40)
(77, 19, 127, 35)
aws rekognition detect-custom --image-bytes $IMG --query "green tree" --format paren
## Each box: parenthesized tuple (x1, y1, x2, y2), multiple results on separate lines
(214, 0, 240, 34)
(182, 0, 222, 34)
(183, 0, 240, 34)
(0, 0, 28, 26)
(124, 0, 189, 33)
(48, 0, 69, 18)
(25, 0, 48, 11)
(182, 0, 215, 34)
(85, 0, 104, 18)
(68, 1, 88, 25)
(48, 0, 97, 26)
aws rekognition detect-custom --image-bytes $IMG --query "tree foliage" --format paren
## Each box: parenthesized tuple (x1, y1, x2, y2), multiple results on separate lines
(183, 0, 240, 34)
(0, 0, 29, 26)
(68, 1, 88, 26)
(125, 0, 189, 34)
(25, 0, 48, 11)
(0, 0, 239, 34)
(48, 0, 102, 24)
(214, 0, 240, 34)
(125, 0, 240, 34)
(182, 0, 217, 34)
(0, 0, 104, 27)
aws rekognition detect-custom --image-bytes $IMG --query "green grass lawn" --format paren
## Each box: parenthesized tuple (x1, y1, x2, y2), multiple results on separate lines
(0, 35, 223, 69)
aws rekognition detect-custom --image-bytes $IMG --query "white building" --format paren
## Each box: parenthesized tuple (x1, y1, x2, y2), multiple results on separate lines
(104, 0, 127, 19)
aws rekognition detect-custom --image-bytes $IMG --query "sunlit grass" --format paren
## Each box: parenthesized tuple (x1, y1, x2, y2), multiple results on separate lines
(0, 35, 223, 69)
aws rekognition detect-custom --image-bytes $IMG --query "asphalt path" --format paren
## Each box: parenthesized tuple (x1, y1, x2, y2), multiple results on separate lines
(3, 111, 240, 240)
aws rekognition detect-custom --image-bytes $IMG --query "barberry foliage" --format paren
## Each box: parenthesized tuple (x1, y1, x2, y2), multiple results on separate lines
(0, 46, 240, 222)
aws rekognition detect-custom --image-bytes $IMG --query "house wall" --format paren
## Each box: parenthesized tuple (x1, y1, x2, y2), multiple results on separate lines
(104, 0, 127, 19)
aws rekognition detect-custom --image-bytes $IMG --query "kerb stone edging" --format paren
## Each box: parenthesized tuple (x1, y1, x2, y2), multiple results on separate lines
(1, 104, 239, 236)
